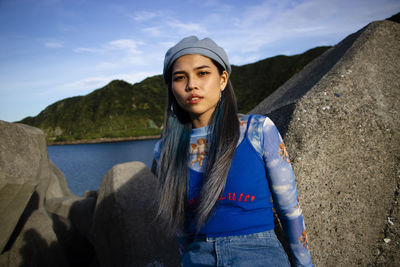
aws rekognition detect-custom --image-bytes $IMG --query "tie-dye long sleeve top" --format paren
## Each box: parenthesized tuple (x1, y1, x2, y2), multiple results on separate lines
(242, 114, 313, 267)
(154, 114, 313, 266)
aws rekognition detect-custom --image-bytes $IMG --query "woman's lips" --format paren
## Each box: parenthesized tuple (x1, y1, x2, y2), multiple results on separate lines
(187, 95, 203, 104)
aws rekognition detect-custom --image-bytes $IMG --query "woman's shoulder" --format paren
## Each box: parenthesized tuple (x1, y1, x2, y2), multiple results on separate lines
(238, 113, 271, 129)
(237, 114, 271, 155)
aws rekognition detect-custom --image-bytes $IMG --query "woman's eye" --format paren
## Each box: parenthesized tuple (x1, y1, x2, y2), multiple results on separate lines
(173, 76, 184, 81)
(199, 71, 209, 76)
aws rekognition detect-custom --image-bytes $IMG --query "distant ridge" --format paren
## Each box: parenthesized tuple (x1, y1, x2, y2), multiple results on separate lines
(19, 47, 329, 143)
(19, 78, 167, 143)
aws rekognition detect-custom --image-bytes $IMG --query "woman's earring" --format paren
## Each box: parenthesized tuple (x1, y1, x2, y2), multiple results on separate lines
(170, 103, 176, 117)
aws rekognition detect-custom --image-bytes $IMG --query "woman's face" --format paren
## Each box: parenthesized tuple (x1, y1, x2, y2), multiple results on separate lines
(171, 54, 228, 128)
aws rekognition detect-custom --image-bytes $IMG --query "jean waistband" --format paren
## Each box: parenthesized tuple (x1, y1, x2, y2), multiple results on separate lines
(194, 229, 275, 242)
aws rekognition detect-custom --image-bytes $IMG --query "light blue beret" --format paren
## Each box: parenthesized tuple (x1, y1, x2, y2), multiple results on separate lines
(163, 36, 231, 82)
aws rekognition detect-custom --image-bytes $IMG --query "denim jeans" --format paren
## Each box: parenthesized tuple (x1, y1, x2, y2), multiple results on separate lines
(180, 230, 290, 267)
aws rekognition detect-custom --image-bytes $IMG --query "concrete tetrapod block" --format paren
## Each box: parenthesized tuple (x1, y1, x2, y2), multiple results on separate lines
(251, 20, 400, 266)
(91, 161, 180, 267)
(0, 210, 69, 267)
(0, 182, 35, 253)
(0, 121, 49, 253)
(45, 160, 75, 200)
(1, 119, 93, 265)
(46, 194, 97, 242)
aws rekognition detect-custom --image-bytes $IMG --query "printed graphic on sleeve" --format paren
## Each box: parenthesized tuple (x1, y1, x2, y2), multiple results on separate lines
(190, 138, 208, 168)
(278, 142, 291, 163)
(298, 230, 309, 249)
(237, 114, 248, 127)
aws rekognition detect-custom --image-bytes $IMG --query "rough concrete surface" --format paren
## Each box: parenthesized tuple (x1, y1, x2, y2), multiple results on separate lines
(251, 20, 400, 266)
(0, 210, 69, 267)
(0, 183, 35, 255)
(0, 121, 95, 266)
(91, 161, 180, 267)
(45, 161, 75, 200)
(0, 122, 47, 253)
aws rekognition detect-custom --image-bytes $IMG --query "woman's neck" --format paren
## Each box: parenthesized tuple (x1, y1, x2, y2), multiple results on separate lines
(190, 106, 216, 128)
(191, 116, 212, 128)
(192, 120, 207, 129)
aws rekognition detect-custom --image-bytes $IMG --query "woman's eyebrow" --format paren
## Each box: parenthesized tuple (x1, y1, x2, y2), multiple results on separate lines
(194, 65, 211, 70)
(172, 70, 185, 76)
(172, 65, 212, 76)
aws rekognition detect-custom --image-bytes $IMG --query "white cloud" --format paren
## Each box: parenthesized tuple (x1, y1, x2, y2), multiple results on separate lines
(267, 159, 280, 168)
(44, 41, 64, 48)
(132, 11, 158, 22)
(74, 39, 143, 55)
(160, 41, 176, 48)
(167, 19, 209, 35)
(109, 39, 143, 54)
(273, 184, 292, 194)
(287, 208, 302, 218)
(143, 26, 162, 37)
(275, 187, 298, 207)
(214, 0, 399, 58)
(74, 47, 105, 54)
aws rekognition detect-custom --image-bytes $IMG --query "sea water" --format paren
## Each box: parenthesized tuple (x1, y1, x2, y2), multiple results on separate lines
(47, 139, 159, 196)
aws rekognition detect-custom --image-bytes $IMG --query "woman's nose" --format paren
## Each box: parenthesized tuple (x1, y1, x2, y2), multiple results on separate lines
(186, 76, 198, 91)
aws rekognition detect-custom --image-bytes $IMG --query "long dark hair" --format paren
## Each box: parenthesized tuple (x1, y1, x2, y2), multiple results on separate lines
(156, 60, 240, 234)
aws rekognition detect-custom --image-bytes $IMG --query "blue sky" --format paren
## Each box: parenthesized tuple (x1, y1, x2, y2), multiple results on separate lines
(0, 0, 399, 122)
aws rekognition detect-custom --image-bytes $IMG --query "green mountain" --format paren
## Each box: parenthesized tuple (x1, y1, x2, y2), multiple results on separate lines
(19, 46, 330, 143)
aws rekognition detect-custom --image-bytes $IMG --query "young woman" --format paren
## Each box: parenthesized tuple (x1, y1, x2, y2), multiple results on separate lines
(153, 36, 313, 267)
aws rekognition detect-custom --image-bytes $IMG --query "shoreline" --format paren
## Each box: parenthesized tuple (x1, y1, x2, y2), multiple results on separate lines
(47, 135, 161, 146)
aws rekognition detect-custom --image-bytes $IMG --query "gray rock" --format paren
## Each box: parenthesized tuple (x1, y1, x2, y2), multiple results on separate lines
(375, 181, 400, 266)
(0, 121, 49, 253)
(0, 210, 69, 267)
(0, 182, 35, 255)
(46, 195, 97, 241)
(49, 199, 96, 266)
(250, 20, 400, 266)
(45, 160, 75, 200)
(0, 120, 95, 266)
(0, 122, 46, 186)
(91, 161, 180, 267)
